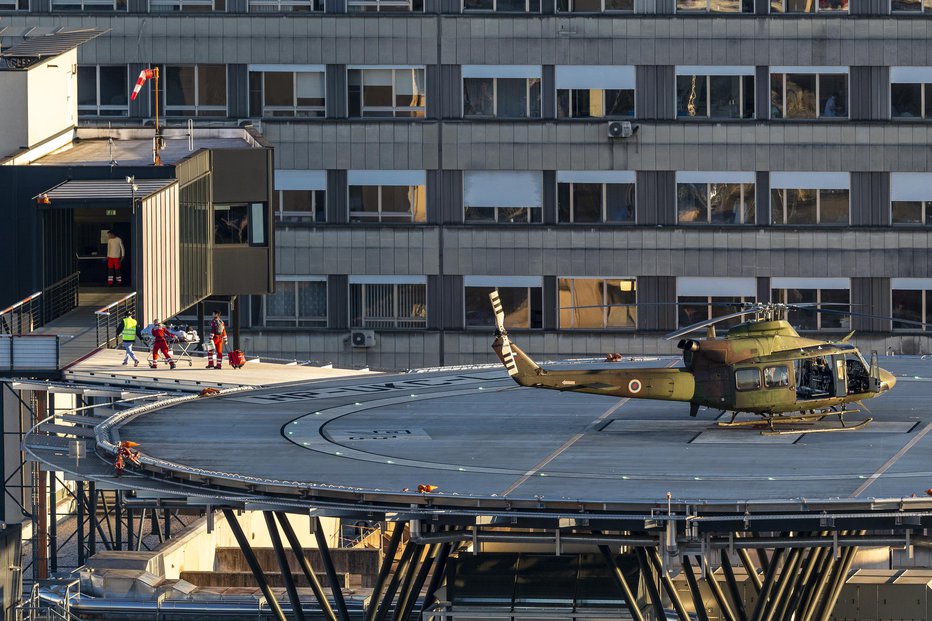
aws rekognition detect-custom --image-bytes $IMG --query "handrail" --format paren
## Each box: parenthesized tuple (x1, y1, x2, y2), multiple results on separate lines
(95, 292, 137, 316)
(0, 291, 41, 316)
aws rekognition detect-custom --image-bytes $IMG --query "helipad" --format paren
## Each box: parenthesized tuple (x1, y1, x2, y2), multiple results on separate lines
(87, 355, 932, 515)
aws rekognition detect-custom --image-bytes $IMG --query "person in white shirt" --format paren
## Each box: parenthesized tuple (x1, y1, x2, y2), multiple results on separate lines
(106, 230, 125, 286)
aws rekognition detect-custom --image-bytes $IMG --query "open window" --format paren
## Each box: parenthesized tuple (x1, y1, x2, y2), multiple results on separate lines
(794, 357, 835, 400)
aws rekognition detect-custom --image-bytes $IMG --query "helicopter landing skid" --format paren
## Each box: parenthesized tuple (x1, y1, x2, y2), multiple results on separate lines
(717, 409, 873, 435)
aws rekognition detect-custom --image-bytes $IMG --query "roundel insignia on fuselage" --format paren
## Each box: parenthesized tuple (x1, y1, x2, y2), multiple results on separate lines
(628, 379, 642, 394)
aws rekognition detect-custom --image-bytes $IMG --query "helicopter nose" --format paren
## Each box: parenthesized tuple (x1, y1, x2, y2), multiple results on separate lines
(880, 369, 896, 391)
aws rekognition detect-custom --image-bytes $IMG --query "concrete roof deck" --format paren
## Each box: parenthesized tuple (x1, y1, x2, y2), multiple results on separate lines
(50, 355, 930, 518)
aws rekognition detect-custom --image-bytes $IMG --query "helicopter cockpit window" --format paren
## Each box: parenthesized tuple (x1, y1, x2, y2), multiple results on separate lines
(764, 365, 790, 388)
(845, 353, 870, 394)
(795, 356, 833, 400)
(735, 368, 761, 391)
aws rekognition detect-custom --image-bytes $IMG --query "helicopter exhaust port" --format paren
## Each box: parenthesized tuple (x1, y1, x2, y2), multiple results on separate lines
(677, 339, 699, 352)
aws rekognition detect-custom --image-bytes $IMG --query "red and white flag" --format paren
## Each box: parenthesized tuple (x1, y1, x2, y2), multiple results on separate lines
(130, 68, 154, 101)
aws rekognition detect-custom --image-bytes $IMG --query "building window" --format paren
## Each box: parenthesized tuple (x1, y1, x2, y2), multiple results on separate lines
(771, 0, 847, 12)
(50, 0, 124, 8)
(891, 68, 932, 120)
(677, 0, 752, 10)
(249, 67, 325, 117)
(893, 0, 932, 11)
(676, 173, 755, 225)
(465, 278, 543, 329)
(558, 278, 636, 329)
(557, 171, 635, 224)
(154, 65, 227, 117)
(891, 173, 932, 225)
(77, 65, 128, 117)
(348, 68, 425, 118)
(0, 0, 30, 10)
(350, 279, 427, 328)
(891, 280, 932, 330)
(275, 170, 326, 223)
(770, 172, 849, 225)
(677, 277, 756, 329)
(771, 279, 850, 330)
(464, 171, 542, 223)
(265, 279, 327, 327)
(770, 69, 848, 119)
(676, 68, 754, 119)
(249, 0, 322, 9)
(556, 66, 635, 119)
(348, 0, 422, 11)
(348, 170, 426, 223)
(556, 0, 632, 11)
(463, 66, 541, 119)
(463, 0, 539, 12)
(214, 204, 250, 244)
(150, 0, 223, 10)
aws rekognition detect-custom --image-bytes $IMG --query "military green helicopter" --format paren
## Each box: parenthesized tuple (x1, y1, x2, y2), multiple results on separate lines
(489, 291, 900, 434)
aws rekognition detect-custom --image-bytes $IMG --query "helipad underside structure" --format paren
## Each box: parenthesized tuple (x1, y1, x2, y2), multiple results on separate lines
(24, 355, 932, 621)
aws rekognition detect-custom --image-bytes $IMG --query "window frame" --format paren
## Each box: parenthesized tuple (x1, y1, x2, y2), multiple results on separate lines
(891, 0, 932, 12)
(556, 171, 637, 224)
(248, 0, 323, 10)
(0, 0, 30, 10)
(249, 67, 327, 118)
(770, 188, 851, 225)
(735, 368, 762, 392)
(769, 69, 849, 120)
(462, 0, 540, 12)
(770, 0, 848, 13)
(557, 277, 637, 330)
(675, 173, 756, 225)
(464, 278, 543, 330)
(347, 171, 427, 224)
(462, 67, 543, 119)
(675, 67, 756, 120)
(264, 277, 328, 328)
(50, 0, 124, 8)
(349, 278, 428, 329)
(769, 172, 850, 226)
(149, 0, 223, 10)
(763, 365, 790, 389)
(675, 0, 753, 11)
(78, 64, 130, 118)
(770, 283, 851, 331)
(555, 0, 634, 12)
(891, 173, 932, 226)
(155, 64, 228, 118)
(891, 279, 932, 332)
(347, 67, 426, 119)
(347, 0, 423, 12)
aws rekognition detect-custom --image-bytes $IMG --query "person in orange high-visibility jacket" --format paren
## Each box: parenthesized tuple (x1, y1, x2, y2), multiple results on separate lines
(206, 311, 229, 369)
(142, 320, 183, 369)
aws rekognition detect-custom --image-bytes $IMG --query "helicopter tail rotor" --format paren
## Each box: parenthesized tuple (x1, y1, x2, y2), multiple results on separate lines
(490, 290, 519, 377)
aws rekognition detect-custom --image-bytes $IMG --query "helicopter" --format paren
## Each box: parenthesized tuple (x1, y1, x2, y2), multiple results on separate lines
(488, 290, 900, 434)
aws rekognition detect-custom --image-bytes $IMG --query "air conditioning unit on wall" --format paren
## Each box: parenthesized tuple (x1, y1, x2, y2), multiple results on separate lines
(350, 330, 377, 348)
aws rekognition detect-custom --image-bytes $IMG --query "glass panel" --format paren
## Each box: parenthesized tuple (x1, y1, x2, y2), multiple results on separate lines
(784, 74, 817, 119)
(735, 368, 761, 391)
(819, 189, 849, 224)
(466, 287, 536, 329)
(249, 203, 266, 245)
(709, 183, 742, 224)
(267, 282, 297, 318)
(606, 183, 636, 222)
(297, 281, 327, 324)
(709, 75, 742, 119)
(77, 66, 97, 107)
(743, 184, 756, 224)
(214, 204, 249, 244)
(818, 0, 847, 10)
(786, 189, 817, 225)
(892, 0, 922, 9)
(166, 66, 196, 107)
(348, 186, 380, 221)
(198, 65, 227, 108)
(677, 183, 707, 223)
(891, 83, 922, 118)
(892, 201, 923, 225)
(677, 75, 708, 118)
(605, 278, 636, 328)
(382, 185, 413, 215)
(556, 90, 570, 118)
(99, 66, 128, 107)
(363, 69, 393, 107)
(557, 184, 571, 221)
(892, 289, 922, 330)
(764, 366, 789, 388)
(818, 73, 847, 118)
(783, 288, 818, 330)
(677, 0, 708, 9)
(463, 0, 493, 9)
(678, 296, 709, 327)
(528, 78, 541, 117)
(572, 0, 602, 10)
(926, 84, 932, 119)
(742, 75, 755, 118)
(820, 289, 849, 329)
(604, 0, 632, 8)
(558, 279, 603, 328)
(394, 69, 425, 110)
(572, 183, 603, 223)
(605, 89, 635, 117)
(264, 72, 294, 107)
(569, 89, 595, 118)
(496, 0, 527, 10)
(770, 74, 784, 119)
(464, 206, 497, 222)
(497, 78, 529, 118)
(463, 78, 495, 117)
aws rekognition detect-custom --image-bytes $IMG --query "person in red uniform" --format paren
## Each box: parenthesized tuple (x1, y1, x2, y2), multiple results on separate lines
(106, 230, 125, 286)
(206, 311, 228, 369)
(143, 319, 182, 369)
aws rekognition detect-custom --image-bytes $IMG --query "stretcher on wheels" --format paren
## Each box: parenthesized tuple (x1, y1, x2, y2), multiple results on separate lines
(143, 328, 200, 367)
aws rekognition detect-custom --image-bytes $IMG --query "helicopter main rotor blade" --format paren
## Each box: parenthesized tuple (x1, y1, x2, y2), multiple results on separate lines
(789, 305, 932, 330)
(663, 308, 761, 341)
(489, 289, 519, 377)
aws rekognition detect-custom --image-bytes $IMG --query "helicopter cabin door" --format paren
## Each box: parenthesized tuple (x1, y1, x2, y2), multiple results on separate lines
(832, 355, 847, 397)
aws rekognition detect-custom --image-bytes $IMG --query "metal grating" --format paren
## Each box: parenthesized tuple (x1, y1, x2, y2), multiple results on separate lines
(37, 179, 177, 202)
